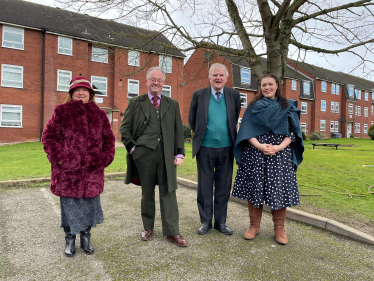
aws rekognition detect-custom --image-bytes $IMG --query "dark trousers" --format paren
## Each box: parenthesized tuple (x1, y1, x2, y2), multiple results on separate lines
(196, 146, 234, 225)
(132, 143, 179, 236)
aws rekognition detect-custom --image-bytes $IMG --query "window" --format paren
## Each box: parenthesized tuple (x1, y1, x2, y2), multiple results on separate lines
(355, 105, 358, 116)
(321, 81, 326, 92)
(161, 85, 171, 97)
(92, 47, 108, 63)
(331, 102, 335, 113)
(357, 106, 361, 116)
(348, 85, 354, 98)
(348, 104, 353, 115)
(372, 92, 374, 101)
(335, 84, 340, 95)
(321, 100, 326, 112)
(331, 83, 335, 94)
(335, 102, 339, 113)
(128, 50, 140, 66)
(372, 105, 374, 115)
(240, 93, 247, 108)
(303, 81, 310, 96)
(300, 123, 306, 133)
(159, 55, 172, 73)
(128, 79, 139, 97)
(364, 107, 368, 117)
(58, 36, 72, 55)
(1, 104, 22, 127)
(240, 68, 251, 84)
(320, 120, 326, 131)
(330, 121, 334, 132)
(1, 64, 23, 88)
(91, 76, 107, 96)
(57, 70, 72, 92)
(301, 102, 307, 114)
(364, 124, 368, 134)
(365, 91, 369, 101)
(355, 123, 360, 133)
(2, 26, 24, 50)
(292, 80, 297, 91)
(334, 121, 339, 132)
(357, 90, 362, 99)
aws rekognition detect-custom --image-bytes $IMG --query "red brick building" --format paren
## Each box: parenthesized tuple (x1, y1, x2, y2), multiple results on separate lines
(0, 0, 185, 143)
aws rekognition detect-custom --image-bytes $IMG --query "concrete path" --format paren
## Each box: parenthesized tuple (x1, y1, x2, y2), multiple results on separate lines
(1, 180, 373, 280)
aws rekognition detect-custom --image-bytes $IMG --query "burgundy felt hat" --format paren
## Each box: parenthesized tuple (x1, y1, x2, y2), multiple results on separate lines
(69, 76, 95, 95)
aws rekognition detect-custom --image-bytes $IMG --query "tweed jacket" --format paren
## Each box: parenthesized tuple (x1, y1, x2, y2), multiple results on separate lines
(119, 93, 185, 193)
(188, 86, 241, 158)
(42, 100, 116, 198)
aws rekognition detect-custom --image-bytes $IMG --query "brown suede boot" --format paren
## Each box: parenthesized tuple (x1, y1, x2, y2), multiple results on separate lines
(244, 202, 263, 240)
(271, 207, 288, 245)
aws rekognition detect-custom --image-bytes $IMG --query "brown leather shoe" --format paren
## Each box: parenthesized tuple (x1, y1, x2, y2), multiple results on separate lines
(167, 235, 188, 247)
(141, 229, 153, 241)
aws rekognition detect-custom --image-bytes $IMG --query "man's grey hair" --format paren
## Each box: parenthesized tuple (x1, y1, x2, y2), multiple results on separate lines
(209, 63, 229, 77)
(147, 66, 166, 80)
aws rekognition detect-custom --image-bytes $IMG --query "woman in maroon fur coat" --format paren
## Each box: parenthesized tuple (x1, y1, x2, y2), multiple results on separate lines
(42, 76, 115, 257)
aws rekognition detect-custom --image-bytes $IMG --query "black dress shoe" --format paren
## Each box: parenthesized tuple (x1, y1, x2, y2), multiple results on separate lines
(214, 224, 233, 235)
(197, 223, 212, 235)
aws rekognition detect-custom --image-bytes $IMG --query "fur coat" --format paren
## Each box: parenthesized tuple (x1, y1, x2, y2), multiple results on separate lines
(42, 100, 115, 198)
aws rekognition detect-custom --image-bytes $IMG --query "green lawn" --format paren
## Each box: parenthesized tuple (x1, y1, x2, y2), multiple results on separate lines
(1, 139, 373, 228)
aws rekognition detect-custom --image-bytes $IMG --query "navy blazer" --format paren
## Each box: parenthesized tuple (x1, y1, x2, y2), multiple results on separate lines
(188, 86, 241, 158)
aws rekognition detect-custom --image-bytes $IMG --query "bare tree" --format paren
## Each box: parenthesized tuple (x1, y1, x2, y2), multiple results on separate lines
(59, 0, 374, 82)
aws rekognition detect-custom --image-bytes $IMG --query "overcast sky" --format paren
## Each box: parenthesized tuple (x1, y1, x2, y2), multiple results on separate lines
(24, 0, 374, 80)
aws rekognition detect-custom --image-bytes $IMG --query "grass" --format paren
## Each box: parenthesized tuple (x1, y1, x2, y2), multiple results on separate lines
(1, 139, 373, 228)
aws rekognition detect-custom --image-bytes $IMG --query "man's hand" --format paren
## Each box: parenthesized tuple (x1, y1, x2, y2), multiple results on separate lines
(174, 158, 183, 166)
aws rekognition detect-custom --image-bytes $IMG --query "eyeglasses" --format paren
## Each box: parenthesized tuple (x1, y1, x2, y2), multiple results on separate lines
(148, 78, 165, 84)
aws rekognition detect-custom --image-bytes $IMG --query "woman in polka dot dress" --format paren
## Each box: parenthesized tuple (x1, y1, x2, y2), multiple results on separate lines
(232, 74, 304, 245)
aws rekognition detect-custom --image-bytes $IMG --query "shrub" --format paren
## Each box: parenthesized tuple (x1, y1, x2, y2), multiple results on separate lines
(309, 131, 324, 140)
(368, 125, 374, 140)
(302, 131, 309, 140)
(349, 133, 355, 138)
(183, 124, 193, 142)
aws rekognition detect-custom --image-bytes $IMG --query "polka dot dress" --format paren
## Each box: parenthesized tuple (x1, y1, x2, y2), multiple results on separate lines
(232, 130, 300, 210)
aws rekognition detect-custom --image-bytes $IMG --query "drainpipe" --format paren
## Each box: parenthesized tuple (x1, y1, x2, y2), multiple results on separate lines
(39, 28, 46, 140)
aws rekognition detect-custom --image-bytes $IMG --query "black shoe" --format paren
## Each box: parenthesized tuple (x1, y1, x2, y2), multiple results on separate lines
(197, 223, 212, 235)
(64, 227, 76, 257)
(214, 223, 233, 235)
(80, 227, 95, 255)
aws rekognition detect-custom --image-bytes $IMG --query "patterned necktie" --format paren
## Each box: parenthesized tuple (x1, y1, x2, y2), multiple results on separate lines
(216, 92, 222, 101)
(152, 96, 159, 110)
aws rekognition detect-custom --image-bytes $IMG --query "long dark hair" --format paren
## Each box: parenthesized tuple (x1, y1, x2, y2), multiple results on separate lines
(249, 73, 288, 109)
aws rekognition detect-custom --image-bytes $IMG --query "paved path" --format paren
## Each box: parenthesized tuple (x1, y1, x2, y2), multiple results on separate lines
(1, 181, 373, 280)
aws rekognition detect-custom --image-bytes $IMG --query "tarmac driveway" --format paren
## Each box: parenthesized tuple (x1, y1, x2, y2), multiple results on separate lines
(0, 181, 373, 280)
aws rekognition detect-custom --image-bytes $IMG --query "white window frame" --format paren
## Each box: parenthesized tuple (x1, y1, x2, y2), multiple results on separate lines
(159, 55, 172, 73)
(321, 100, 326, 112)
(2, 26, 24, 50)
(364, 107, 368, 117)
(57, 70, 72, 92)
(355, 123, 360, 134)
(292, 80, 297, 91)
(364, 124, 368, 134)
(320, 120, 326, 132)
(357, 106, 361, 116)
(330, 121, 334, 132)
(0, 104, 22, 128)
(128, 79, 139, 98)
(372, 92, 374, 101)
(161, 85, 171, 97)
(240, 93, 247, 108)
(348, 85, 354, 98)
(301, 102, 307, 114)
(371, 105, 374, 115)
(321, 81, 326, 93)
(91, 76, 107, 96)
(300, 123, 306, 133)
(355, 105, 358, 116)
(303, 81, 310, 96)
(335, 84, 340, 95)
(335, 102, 339, 113)
(356, 89, 361, 99)
(349, 104, 353, 115)
(365, 91, 369, 101)
(240, 67, 251, 85)
(92, 46, 108, 63)
(58, 36, 72, 55)
(331, 83, 335, 94)
(128, 50, 140, 67)
(1, 64, 23, 88)
(331, 102, 335, 113)
(334, 121, 339, 133)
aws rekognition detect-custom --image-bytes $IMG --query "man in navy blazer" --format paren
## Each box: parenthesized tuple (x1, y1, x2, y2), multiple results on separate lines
(188, 63, 241, 235)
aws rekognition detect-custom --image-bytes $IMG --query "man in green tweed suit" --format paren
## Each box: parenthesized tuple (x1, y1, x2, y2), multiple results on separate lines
(119, 66, 188, 247)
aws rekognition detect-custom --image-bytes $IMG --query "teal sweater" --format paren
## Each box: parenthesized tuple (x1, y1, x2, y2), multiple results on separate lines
(201, 93, 232, 148)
